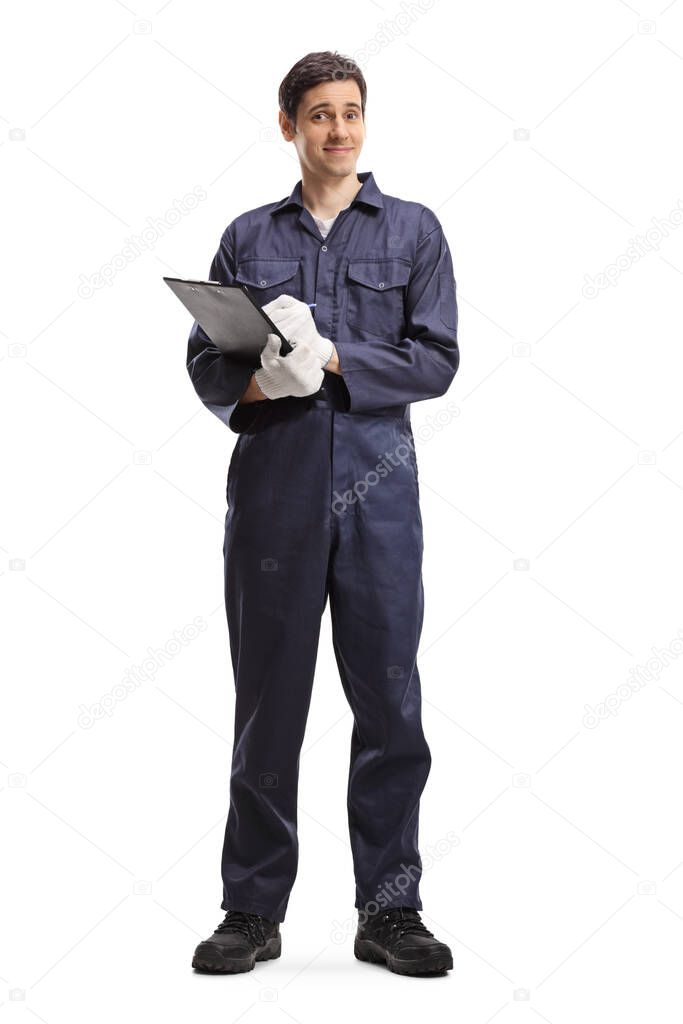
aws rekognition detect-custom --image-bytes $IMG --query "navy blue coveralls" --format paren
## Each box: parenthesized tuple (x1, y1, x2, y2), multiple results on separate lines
(186, 170, 459, 923)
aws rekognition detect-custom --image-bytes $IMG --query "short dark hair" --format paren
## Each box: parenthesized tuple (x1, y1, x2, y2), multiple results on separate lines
(278, 51, 367, 131)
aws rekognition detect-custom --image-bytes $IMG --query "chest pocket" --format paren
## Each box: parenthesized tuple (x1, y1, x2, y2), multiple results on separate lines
(346, 258, 412, 338)
(234, 257, 302, 309)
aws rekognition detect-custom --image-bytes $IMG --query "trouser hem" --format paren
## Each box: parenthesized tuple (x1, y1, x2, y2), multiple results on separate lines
(220, 897, 288, 924)
(354, 894, 423, 918)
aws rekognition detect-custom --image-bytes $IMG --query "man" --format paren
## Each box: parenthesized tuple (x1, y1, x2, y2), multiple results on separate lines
(188, 51, 459, 977)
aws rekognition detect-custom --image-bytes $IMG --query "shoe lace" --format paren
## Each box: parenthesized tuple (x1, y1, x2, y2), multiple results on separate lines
(216, 910, 266, 945)
(377, 907, 435, 941)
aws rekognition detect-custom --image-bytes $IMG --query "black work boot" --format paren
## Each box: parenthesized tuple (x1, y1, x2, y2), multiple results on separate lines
(192, 910, 281, 973)
(354, 906, 453, 976)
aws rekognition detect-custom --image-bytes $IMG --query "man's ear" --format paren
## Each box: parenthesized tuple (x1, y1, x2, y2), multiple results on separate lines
(279, 110, 295, 142)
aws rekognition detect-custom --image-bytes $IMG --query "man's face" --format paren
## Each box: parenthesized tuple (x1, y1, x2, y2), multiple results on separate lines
(280, 79, 365, 178)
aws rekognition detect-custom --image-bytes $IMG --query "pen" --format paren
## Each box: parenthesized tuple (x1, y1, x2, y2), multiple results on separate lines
(307, 303, 316, 308)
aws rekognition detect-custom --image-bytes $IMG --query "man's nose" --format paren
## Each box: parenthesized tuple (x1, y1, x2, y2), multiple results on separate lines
(328, 123, 350, 139)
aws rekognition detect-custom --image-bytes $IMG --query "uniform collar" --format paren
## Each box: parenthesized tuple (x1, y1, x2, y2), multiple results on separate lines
(270, 170, 384, 215)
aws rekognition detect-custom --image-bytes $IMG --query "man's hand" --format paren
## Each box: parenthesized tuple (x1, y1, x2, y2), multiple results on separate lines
(262, 295, 334, 369)
(254, 334, 324, 400)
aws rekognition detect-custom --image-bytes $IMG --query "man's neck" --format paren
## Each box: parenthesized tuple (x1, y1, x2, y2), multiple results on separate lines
(301, 172, 363, 221)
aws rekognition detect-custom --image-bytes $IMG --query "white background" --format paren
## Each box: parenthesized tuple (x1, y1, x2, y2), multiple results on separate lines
(2, 0, 683, 1018)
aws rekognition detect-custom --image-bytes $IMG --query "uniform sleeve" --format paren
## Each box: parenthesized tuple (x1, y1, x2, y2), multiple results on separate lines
(185, 222, 265, 434)
(334, 208, 459, 412)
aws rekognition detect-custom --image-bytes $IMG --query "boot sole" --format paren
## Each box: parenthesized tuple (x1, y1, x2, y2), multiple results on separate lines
(354, 937, 453, 976)
(192, 936, 281, 974)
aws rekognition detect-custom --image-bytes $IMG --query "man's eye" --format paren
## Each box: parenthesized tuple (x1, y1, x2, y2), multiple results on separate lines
(313, 112, 359, 120)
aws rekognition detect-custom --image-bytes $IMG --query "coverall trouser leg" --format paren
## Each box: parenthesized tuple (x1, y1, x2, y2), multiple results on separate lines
(219, 400, 431, 923)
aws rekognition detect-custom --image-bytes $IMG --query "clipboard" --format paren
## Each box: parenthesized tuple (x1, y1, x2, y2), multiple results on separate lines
(163, 277, 293, 364)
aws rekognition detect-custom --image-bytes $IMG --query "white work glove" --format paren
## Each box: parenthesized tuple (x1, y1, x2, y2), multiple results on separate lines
(254, 334, 324, 400)
(262, 295, 334, 369)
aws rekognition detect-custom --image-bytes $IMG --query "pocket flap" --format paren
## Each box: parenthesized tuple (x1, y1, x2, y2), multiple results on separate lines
(347, 258, 412, 290)
(235, 258, 301, 288)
